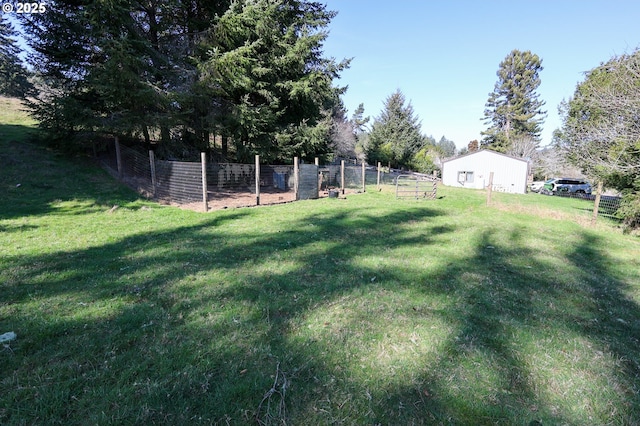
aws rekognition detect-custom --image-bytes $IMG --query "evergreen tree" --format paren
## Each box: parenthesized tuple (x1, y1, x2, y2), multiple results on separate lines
(0, 16, 32, 98)
(350, 103, 369, 162)
(21, 0, 346, 162)
(436, 136, 456, 158)
(350, 103, 370, 136)
(197, 0, 349, 162)
(482, 49, 546, 152)
(366, 90, 425, 169)
(21, 0, 205, 147)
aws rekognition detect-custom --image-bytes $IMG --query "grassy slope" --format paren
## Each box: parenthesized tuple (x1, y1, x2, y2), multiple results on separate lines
(0, 96, 37, 142)
(1, 99, 640, 425)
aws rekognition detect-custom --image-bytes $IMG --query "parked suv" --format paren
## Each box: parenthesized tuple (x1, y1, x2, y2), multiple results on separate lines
(541, 178, 592, 195)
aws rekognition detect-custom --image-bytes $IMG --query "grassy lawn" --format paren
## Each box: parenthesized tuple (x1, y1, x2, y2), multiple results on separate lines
(2, 99, 640, 425)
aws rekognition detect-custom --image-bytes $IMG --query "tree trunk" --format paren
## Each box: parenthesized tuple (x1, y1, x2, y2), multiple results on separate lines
(142, 125, 151, 145)
(161, 126, 170, 145)
(222, 134, 228, 157)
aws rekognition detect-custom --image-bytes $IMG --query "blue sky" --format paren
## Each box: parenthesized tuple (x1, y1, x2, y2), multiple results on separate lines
(321, 0, 640, 149)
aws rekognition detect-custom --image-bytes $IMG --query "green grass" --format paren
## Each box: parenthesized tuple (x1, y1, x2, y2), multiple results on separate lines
(489, 189, 621, 227)
(0, 96, 37, 144)
(2, 99, 640, 425)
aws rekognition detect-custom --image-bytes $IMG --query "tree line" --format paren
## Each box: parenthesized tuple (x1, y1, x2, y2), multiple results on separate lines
(10, 1, 348, 164)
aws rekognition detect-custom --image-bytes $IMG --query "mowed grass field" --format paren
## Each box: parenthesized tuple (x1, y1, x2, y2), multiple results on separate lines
(2, 97, 640, 425)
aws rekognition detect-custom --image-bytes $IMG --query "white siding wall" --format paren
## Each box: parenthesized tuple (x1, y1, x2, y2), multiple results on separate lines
(442, 150, 528, 194)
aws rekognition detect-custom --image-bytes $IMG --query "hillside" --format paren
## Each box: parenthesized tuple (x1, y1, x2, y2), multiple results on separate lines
(0, 96, 37, 142)
(0, 96, 143, 218)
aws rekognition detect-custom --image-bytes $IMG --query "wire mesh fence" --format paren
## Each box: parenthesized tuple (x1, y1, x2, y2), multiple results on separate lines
(98, 142, 298, 210)
(155, 160, 203, 204)
(98, 139, 439, 210)
(550, 191, 622, 220)
(317, 164, 417, 192)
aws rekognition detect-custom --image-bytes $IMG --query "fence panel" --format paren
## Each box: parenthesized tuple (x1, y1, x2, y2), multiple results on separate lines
(318, 165, 341, 190)
(99, 144, 155, 196)
(206, 162, 255, 192)
(597, 195, 622, 218)
(343, 165, 363, 190)
(259, 164, 297, 203)
(364, 168, 380, 186)
(155, 160, 203, 204)
(553, 191, 622, 220)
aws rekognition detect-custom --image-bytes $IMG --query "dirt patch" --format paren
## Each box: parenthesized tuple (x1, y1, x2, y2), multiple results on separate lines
(171, 189, 296, 212)
(171, 188, 361, 212)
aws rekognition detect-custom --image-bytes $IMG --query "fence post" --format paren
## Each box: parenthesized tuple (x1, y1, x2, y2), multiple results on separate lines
(341, 160, 345, 195)
(149, 150, 157, 196)
(362, 161, 366, 192)
(314, 157, 320, 198)
(114, 136, 122, 179)
(591, 181, 603, 225)
(377, 162, 381, 190)
(255, 154, 260, 206)
(294, 156, 299, 200)
(486, 172, 494, 206)
(201, 152, 208, 212)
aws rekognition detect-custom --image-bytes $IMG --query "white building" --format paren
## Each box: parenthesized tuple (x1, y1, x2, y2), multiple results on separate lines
(441, 150, 529, 194)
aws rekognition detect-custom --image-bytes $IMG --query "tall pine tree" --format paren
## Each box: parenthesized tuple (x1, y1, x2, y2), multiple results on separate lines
(21, 0, 200, 147)
(366, 90, 424, 169)
(481, 49, 546, 152)
(0, 16, 32, 98)
(22, 0, 346, 161)
(197, 0, 348, 162)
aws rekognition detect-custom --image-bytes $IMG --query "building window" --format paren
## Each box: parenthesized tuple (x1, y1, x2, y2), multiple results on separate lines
(457, 171, 474, 184)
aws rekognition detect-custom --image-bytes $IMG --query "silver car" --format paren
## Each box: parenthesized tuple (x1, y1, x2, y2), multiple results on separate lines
(541, 178, 592, 195)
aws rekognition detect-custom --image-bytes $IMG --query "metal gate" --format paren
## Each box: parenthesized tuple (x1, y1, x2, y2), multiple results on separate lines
(395, 175, 437, 199)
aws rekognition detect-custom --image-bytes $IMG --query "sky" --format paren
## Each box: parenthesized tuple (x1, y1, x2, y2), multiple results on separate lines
(321, 0, 640, 149)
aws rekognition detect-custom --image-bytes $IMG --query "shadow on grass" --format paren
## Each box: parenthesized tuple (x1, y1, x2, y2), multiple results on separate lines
(0, 123, 36, 143)
(0, 138, 143, 221)
(2, 199, 639, 424)
(367, 227, 640, 424)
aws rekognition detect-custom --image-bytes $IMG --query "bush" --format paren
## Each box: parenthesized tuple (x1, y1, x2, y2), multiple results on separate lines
(617, 190, 640, 229)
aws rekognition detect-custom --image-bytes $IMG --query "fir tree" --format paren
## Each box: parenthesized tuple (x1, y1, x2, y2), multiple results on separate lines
(482, 49, 546, 152)
(366, 90, 425, 168)
(21, 0, 346, 161)
(0, 16, 32, 97)
(197, 0, 349, 162)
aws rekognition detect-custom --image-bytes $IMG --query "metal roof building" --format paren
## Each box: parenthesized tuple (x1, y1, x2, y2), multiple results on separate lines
(441, 150, 529, 194)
